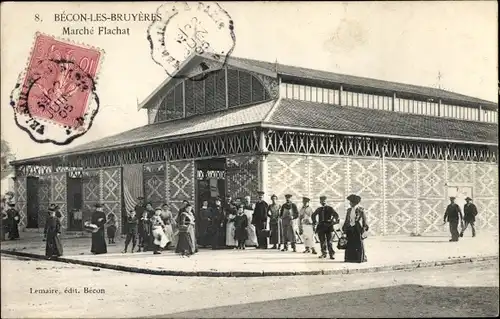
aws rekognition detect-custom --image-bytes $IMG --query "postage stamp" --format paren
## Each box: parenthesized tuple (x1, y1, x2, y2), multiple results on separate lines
(9, 33, 104, 145)
(147, 1, 236, 80)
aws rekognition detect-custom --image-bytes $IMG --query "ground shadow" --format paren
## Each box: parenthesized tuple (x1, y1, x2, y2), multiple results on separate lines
(153, 285, 499, 318)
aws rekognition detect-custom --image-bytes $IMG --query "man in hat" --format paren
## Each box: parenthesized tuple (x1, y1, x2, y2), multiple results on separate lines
(252, 191, 269, 249)
(279, 194, 299, 252)
(461, 197, 478, 238)
(90, 203, 107, 254)
(299, 197, 317, 254)
(443, 197, 463, 242)
(312, 196, 339, 259)
(6, 202, 20, 240)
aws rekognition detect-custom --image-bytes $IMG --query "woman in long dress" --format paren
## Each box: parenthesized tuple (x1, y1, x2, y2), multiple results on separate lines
(225, 206, 237, 248)
(267, 195, 282, 250)
(243, 196, 258, 247)
(161, 203, 174, 249)
(234, 205, 249, 249)
(342, 194, 369, 263)
(45, 209, 63, 258)
(175, 204, 196, 257)
(90, 203, 107, 254)
(197, 200, 212, 247)
(151, 208, 168, 254)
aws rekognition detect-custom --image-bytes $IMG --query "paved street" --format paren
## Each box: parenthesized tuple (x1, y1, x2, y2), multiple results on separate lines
(1, 254, 498, 318)
(1, 231, 498, 275)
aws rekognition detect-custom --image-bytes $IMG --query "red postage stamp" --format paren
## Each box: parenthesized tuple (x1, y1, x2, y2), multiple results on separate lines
(10, 33, 104, 145)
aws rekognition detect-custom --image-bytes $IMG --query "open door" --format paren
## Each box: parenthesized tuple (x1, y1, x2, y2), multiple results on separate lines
(26, 176, 39, 228)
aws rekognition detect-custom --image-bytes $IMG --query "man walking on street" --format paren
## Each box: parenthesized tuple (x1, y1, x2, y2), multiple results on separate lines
(444, 196, 463, 242)
(461, 197, 478, 238)
(312, 196, 339, 259)
(252, 191, 269, 249)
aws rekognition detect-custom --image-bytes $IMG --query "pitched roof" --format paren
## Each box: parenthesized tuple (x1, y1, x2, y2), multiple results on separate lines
(14, 100, 275, 162)
(226, 56, 497, 109)
(265, 99, 497, 145)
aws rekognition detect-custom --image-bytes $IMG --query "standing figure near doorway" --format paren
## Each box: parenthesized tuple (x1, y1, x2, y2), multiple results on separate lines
(252, 191, 269, 249)
(6, 202, 20, 240)
(299, 197, 317, 255)
(1, 198, 8, 241)
(267, 195, 282, 250)
(234, 204, 249, 249)
(90, 203, 107, 254)
(122, 210, 138, 253)
(461, 197, 478, 238)
(106, 214, 117, 245)
(211, 197, 226, 250)
(224, 197, 237, 248)
(138, 210, 151, 252)
(44, 204, 59, 242)
(45, 208, 63, 259)
(175, 203, 196, 257)
(243, 196, 258, 248)
(161, 203, 174, 248)
(444, 196, 463, 242)
(197, 200, 212, 247)
(279, 194, 299, 252)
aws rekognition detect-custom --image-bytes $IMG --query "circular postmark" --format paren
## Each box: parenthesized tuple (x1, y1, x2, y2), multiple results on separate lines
(147, 1, 236, 80)
(10, 33, 102, 145)
(10, 59, 100, 145)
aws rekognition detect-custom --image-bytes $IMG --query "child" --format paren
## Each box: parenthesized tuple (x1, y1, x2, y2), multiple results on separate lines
(123, 210, 138, 253)
(137, 211, 151, 252)
(106, 214, 117, 244)
(233, 205, 248, 250)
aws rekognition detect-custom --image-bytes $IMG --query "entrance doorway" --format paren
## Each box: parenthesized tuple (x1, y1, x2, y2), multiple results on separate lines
(26, 176, 39, 228)
(195, 158, 226, 212)
(67, 175, 83, 231)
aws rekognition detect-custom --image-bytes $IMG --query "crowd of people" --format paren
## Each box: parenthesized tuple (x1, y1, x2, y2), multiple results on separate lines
(1, 189, 480, 263)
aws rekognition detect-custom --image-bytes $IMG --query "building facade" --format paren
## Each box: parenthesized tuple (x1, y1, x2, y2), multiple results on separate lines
(11, 54, 498, 236)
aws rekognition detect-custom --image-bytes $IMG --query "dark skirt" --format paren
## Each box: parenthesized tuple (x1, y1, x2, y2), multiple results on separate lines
(91, 228, 108, 254)
(269, 221, 282, 245)
(45, 234, 63, 257)
(344, 225, 366, 263)
(107, 225, 117, 238)
(176, 225, 195, 255)
(234, 226, 248, 241)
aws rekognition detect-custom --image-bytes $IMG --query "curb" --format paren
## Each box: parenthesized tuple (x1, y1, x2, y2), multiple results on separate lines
(1, 249, 498, 278)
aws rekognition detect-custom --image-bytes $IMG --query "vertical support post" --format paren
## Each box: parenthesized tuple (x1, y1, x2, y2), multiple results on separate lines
(258, 131, 268, 198)
(224, 66, 229, 109)
(382, 142, 387, 236)
(182, 81, 186, 118)
(339, 85, 344, 106)
(392, 93, 396, 112)
(414, 159, 420, 235)
(478, 105, 482, 121)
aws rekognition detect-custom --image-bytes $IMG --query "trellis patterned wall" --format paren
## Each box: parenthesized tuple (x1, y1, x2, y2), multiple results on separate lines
(143, 162, 166, 209)
(167, 160, 195, 215)
(267, 153, 498, 235)
(226, 155, 259, 202)
(51, 172, 67, 229)
(38, 176, 51, 229)
(14, 176, 27, 229)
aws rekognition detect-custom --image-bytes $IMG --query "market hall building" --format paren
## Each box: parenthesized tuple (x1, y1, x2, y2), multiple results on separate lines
(10, 54, 498, 237)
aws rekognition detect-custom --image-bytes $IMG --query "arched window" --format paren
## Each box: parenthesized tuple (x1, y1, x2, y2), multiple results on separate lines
(154, 68, 271, 123)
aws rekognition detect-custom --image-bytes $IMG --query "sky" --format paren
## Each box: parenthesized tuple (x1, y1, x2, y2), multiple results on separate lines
(1, 1, 498, 161)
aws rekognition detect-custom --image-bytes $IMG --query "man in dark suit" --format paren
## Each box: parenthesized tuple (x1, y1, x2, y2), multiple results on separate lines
(460, 197, 478, 238)
(444, 196, 463, 242)
(312, 196, 339, 259)
(252, 191, 269, 249)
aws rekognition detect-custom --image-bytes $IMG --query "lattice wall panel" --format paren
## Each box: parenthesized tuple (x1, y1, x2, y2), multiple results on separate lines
(267, 155, 309, 202)
(448, 162, 474, 185)
(37, 176, 51, 229)
(14, 176, 27, 228)
(101, 167, 122, 235)
(143, 162, 166, 209)
(359, 199, 383, 236)
(385, 160, 416, 199)
(309, 157, 346, 203)
(474, 198, 498, 230)
(349, 159, 383, 199)
(417, 161, 445, 199)
(474, 163, 497, 199)
(385, 200, 417, 234)
(226, 155, 259, 202)
(419, 199, 446, 234)
(51, 172, 67, 228)
(82, 169, 101, 224)
(168, 160, 195, 215)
